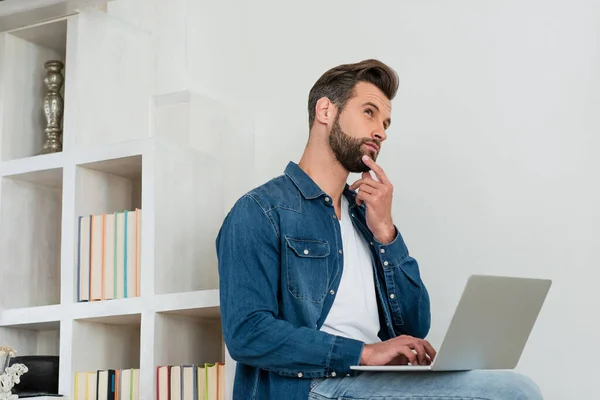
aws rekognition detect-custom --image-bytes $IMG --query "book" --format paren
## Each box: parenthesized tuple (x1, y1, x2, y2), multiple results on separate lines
(76, 209, 142, 302)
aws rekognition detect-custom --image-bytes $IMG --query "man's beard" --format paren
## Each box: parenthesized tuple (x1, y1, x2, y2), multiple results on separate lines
(328, 116, 380, 173)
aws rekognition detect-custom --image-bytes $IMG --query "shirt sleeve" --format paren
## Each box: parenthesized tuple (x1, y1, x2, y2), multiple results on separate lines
(372, 226, 431, 339)
(216, 194, 365, 379)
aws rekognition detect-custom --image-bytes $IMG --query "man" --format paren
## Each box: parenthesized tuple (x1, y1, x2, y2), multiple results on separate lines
(216, 59, 543, 400)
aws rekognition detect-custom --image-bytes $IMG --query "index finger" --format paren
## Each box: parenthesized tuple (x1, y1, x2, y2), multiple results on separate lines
(362, 155, 390, 184)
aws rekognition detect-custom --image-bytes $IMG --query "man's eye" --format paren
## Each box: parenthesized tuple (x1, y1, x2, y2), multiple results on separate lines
(365, 109, 373, 116)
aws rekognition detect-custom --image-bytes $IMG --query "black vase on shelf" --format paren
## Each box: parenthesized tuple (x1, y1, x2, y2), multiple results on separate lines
(8, 355, 60, 397)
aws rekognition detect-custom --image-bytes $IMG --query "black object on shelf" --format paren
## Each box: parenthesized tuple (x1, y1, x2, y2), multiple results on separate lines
(8, 355, 60, 397)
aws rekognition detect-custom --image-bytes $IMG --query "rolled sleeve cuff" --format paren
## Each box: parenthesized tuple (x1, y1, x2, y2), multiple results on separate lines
(372, 226, 409, 268)
(326, 335, 364, 377)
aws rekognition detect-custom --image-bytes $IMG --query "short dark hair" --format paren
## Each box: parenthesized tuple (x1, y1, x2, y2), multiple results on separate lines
(307, 59, 399, 129)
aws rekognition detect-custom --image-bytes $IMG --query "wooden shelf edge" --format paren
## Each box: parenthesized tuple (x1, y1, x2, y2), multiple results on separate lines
(70, 296, 143, 322)
(72, 137, 153, 166)
(153, 289, 220, 316)
(0, 0, 107, 32)
(0, 303, 62, 328)
(0, 151, 65, 176)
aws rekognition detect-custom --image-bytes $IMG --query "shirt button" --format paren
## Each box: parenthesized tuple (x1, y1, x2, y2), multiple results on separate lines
(380, 248, 385, 254)
(390, 293, 395, 299)
(330, 289, 335, 295)
(346, 374, 351, 377)
(338, 249, 343, 254)
(370, 241, 374, 246)
(331, 372, 337, 377)
(325, 197, 330, 202)
(383, 261, 389, 266)
(303, 249, 309, 255)
(298, 372, 303, 378)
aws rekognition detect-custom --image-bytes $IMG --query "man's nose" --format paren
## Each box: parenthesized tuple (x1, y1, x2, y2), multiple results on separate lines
(373, 128, 387, 142)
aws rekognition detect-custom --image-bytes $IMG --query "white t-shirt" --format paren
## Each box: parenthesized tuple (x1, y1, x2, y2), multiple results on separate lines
(320, 196, 381, 344)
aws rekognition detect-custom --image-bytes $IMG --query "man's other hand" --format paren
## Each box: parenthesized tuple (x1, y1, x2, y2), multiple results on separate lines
(359, 335, 437, 366)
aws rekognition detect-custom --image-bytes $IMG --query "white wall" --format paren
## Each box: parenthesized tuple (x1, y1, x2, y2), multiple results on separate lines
(110, 0, 600, 398)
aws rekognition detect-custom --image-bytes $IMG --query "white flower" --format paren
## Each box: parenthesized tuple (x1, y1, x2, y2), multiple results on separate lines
(0, 374, 12, 393)
(0, 347, 15, 357)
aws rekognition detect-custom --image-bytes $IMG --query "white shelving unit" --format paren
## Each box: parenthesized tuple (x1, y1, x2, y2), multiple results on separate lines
(0, 2, 235, 399)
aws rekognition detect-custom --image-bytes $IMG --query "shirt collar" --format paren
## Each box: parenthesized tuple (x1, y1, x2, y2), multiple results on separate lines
(284, 161, 359, 207)
(284, 161, 325, 199)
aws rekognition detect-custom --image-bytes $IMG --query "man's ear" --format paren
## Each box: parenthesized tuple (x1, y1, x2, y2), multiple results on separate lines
(315, 97, 337, 126)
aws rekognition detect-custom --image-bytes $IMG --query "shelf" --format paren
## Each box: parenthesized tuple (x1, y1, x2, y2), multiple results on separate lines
(154, 311, 223, 372)
(0, 171, 63, 309)
(75, 154, 142, 216)
(0, 322, 60, 357)
(1, 17, 68, 162)
(70, 314, 141, 398)
(153, 290, 220, 319)
(153, 311, 224, 400)
(0, 4, 236, 399)
(0, 0, 107, 32)
(74, 154, 142, 302)
(9, 17, 67, 56)
(71, 297, 143, 323)
(73, 138, 152, 168)
(0, 304, 61, 328)
(71, 314, 141, 374)
(0, 152, 65, 187)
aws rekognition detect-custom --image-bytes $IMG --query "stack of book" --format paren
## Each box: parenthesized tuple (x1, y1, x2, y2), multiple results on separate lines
(77, 209, 142, 302)
(74, 368, 140, 399)
(157, 363, 225, 400)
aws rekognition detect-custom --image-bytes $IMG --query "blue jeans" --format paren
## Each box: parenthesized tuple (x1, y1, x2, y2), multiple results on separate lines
(308, 370, 543, 400)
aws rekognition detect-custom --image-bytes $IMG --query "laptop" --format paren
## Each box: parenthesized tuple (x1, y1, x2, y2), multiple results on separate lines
(351, 274, 551, 372)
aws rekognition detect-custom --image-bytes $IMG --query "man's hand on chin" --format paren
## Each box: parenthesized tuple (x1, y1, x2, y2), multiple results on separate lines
(349, 155, 396, 245)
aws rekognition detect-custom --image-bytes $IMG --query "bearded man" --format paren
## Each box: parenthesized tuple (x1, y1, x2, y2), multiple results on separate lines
(215, 59, 543, 400)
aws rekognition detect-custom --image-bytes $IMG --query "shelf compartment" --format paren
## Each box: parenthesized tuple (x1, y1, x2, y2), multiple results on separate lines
(0, 322, 60, 357)
(1, 18, 68, 162)
(71, 314, 141, 376)
(71, 314, 141, 400)
(154, 310, 223, 371)
(74, 155, 142, 302)
(153, 310, 224, 400)
(75, 154, 142, 217)
(0, 172, 63, 309)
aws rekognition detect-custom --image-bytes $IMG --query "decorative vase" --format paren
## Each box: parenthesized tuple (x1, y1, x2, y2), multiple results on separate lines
(39, 60, 64, 154)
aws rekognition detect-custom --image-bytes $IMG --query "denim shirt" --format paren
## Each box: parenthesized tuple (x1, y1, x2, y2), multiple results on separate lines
(216, 161, 431, 400)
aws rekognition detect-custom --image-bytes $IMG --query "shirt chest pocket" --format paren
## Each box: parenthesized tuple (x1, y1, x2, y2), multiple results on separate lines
(284, 237, 330, 303)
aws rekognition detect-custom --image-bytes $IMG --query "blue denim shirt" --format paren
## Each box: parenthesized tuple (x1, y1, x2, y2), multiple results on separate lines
(216, 161, 431, 400)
